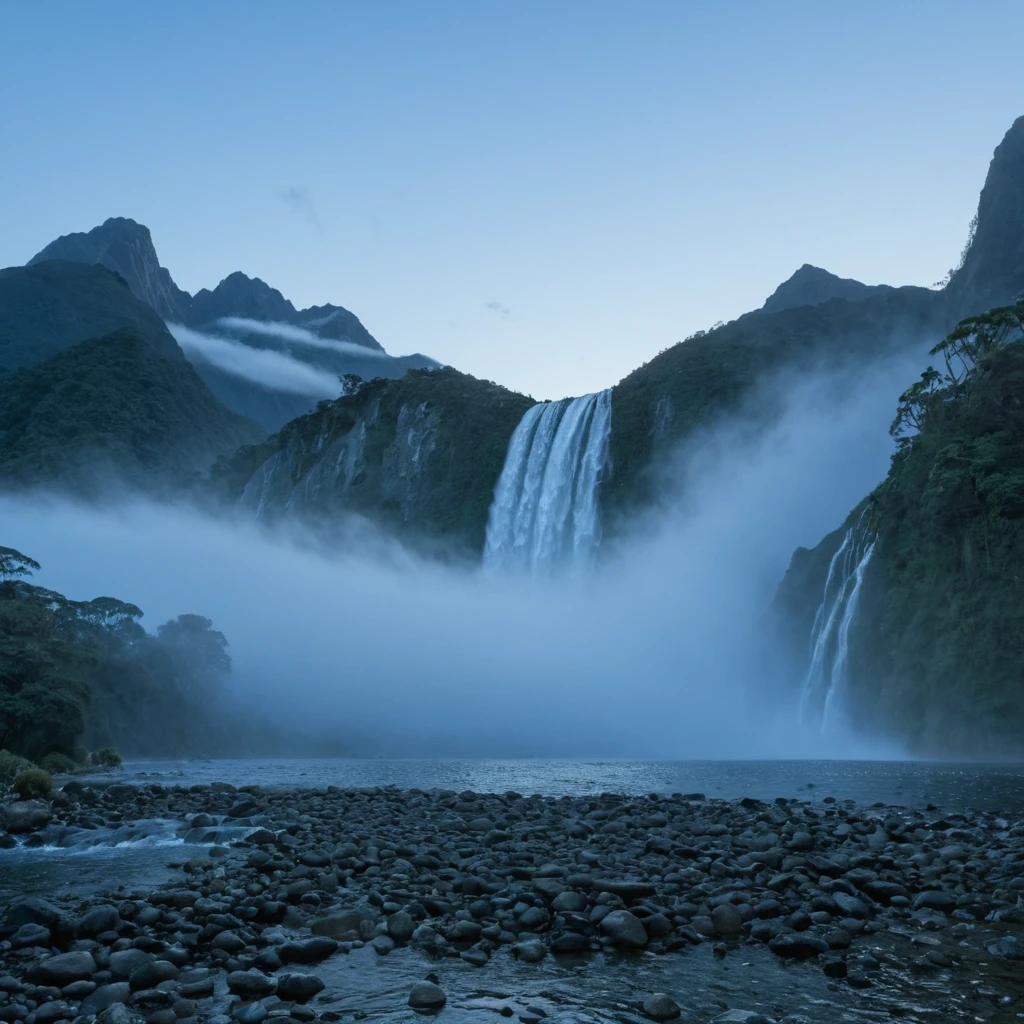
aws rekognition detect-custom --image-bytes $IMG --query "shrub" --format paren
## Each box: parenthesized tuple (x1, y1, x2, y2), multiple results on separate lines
(39, 752, 78, 775)
(72, 746, 90, 766)
(91, 748, 122, 768)
(0, 750, 34, 786)
(13, 768, 52, 800)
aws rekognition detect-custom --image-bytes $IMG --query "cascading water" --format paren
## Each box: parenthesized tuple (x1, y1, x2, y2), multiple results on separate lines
(483, 390, 612, 572)
(798, 510, 876, 733)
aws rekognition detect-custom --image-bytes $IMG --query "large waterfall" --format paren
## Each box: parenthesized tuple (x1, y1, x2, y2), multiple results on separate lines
(483, 390, 612, 572)
(798, 511, 876, 733)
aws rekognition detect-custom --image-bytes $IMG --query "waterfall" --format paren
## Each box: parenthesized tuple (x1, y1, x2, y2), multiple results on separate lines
(484, 389, 612, 572)
(798, 511, 876, 733)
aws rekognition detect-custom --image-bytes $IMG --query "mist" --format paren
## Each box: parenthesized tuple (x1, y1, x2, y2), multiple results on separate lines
(168, 323, 342, 397)
(0, 349, 927, 762)
(216, 317, 390, 359)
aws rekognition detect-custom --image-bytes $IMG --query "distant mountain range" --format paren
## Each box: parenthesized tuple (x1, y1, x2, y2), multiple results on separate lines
(28, 217, 438, 430)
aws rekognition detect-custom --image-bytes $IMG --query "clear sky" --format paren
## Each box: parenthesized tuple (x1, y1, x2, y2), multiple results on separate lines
(1, 1, 1021, 400)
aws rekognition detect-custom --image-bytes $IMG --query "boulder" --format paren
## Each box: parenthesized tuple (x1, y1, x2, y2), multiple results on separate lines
(2, 800, 52, 833)
(408, 980, 446, 1009)
(643, 993, 681, 1021)
(28, 951, 96, 986)
(600, 909, 648, 948)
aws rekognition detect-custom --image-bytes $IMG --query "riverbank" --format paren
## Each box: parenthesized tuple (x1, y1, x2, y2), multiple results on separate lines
(1, 781, 1023, 1023)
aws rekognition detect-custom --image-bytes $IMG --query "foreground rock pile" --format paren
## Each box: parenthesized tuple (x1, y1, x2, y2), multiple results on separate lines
(1, 781, 1023, 1023)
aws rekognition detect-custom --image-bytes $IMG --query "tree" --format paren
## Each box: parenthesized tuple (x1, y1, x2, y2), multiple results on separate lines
(156, 614, 231, 698)
(0, 546, 40, 583)
(930, 300, 1024, 385)
(890, 367, 945, 451)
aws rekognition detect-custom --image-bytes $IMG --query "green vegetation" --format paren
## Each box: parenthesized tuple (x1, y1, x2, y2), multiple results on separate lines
(90, 747, 122, 768)
(0, 545, 234, 762)
(0, 329, 263, 494)
(38, 751, 78, 775)
(12, 768, 51, 799)
(775, 301, 1024, 756)
(0, 750, 33, 786)
(605, 286, 948, 525)
(214, 367, 535, 555)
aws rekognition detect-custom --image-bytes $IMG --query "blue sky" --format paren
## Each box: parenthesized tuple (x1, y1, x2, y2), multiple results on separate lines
(1, 1, 1021, 399)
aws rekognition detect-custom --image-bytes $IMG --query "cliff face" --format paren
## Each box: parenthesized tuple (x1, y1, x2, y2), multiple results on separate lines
(773, 304, 1024, 756)
(947, 116, 1024, 314)
(28, 217, 194, 323)
(214, 368, 535, 555)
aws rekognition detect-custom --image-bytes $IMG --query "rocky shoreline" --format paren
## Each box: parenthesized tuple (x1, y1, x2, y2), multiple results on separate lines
(1, 781, 1023, 1024)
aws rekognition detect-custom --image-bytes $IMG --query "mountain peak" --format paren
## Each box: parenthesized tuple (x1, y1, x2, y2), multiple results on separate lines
(28, 216, 193, 322)
(760, 264, 884, 314)
(947, 114, 1024, 312)
(191, 272, 297, 325)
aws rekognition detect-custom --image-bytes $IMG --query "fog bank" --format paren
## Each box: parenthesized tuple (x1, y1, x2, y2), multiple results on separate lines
(0, 353, 925, 760)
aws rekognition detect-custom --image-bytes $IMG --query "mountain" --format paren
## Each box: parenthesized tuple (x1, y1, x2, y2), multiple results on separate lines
(0, 261, 262, 493)
(213, 368, 534, 556)
(28, 217, 193, 322)
(27, 220, 439, 429)
(769, 116, 1024, 756)
(191, 271, 383, 352)
(760, 264, 891, 314)
(773, 301, 1024, 756)
(947, 115, 1024, 313)
(0, 260, 181, 368)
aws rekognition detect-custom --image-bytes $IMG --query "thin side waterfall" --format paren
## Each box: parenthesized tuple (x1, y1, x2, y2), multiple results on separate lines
(484, 390, 612, 572)
(798, 510, 876, 733)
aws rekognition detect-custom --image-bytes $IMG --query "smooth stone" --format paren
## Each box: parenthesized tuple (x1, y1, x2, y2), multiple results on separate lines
(278, 938, 339, 964)
(642, 993, 681, 1021)
(512, 940, 546, 963)
(600, 909, 648, 948)
(10, 922, 51, 949)
(28, 951, 97, 986)
(81, 983, 132, 1016)
(227, 970, 276, 998)
(97, 1005, 145, 1024)
(275, 974, 325, 1002)
(768, 933, 829, 958)
(711, 904, 743, 937)
(408, 981, 447, 1009)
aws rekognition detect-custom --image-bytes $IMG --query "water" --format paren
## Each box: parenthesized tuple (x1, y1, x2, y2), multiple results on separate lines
(68, 757, 1024, 811)
(484, 390, 612, 572)
(799, 512, 876, 731)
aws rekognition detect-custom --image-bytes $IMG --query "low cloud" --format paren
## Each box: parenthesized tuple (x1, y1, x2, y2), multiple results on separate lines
(168, 323, 341, 398)
(216, 317, 388, 359)
(278, 186, 321, 229)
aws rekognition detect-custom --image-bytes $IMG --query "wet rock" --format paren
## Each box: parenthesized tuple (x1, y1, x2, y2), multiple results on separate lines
(109, 950, 154, 980)
(81, 983, 132, 1016)
(592, 880, 656, 901)
(128, 960, 179, 991)
(233, 1002, 268, 1024)
(275, 974, 325, 1002)
(2, 800, 52, 833)
(3, 898, 64, 933)
(28, 951, 97, 986)
(913, 890, 957, 913)
(227, 970, 276, 998)
(600, 909, 648, 947)
(278, 937, 339, 964)
(512, 940, 546, 963)
(408, 980, 446, 1009)
(76, 905, 121, 937)
(309, 909, 375, 941)
(768, 934, 829, 959)
(642, 993, 681, 1021)
(97, 1006, 145, 1024)
(386, 911, 416, 942)
(711, 904, 743, 937)
(987, 935, 1024, 960)
(10, 923, 51, 949)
